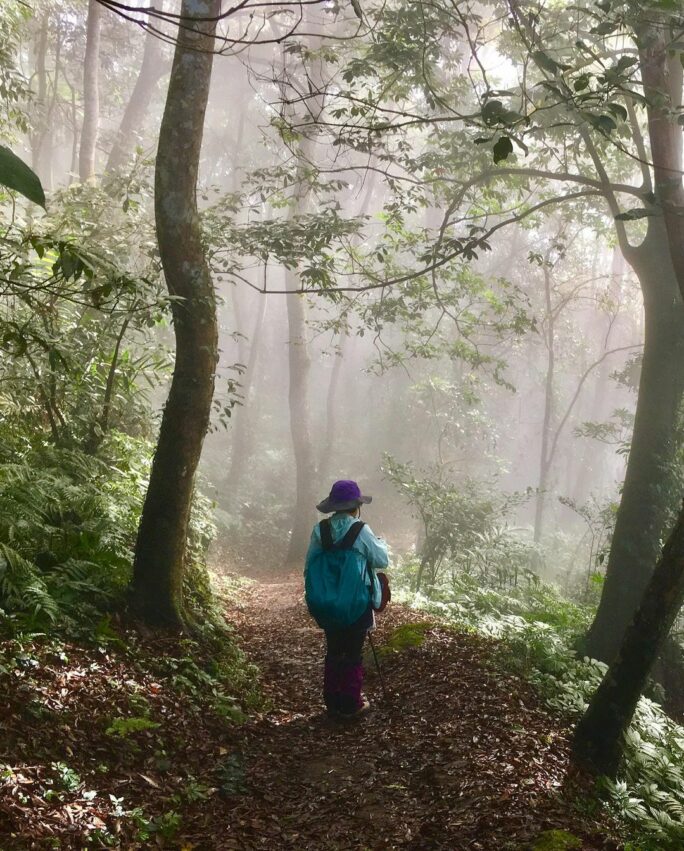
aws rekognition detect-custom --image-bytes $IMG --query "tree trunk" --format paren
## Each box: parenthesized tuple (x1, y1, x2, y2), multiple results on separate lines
(317, 178, 376, 482)
(105, 14, 167, 173)
(131, 0, 220, 627)
(534, 265, 555, 543)
(318, 329, 348, 482)
(226, 292, 267, 498)
(79, 0, 101, 182)
(285, 282, 317, 563)
(585, 224, 684, 662)
(30, 15, 50, 181)
(639, 15, 684, 304)
(574, 499, 684, 778)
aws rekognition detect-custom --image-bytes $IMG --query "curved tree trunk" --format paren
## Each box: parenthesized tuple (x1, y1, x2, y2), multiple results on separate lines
(79, 0, 101, 182)
(574, 500, 684, 778)
(106, 15, 167, 173)
(131, 0, 220, 627)
(585, 224, 684, 662)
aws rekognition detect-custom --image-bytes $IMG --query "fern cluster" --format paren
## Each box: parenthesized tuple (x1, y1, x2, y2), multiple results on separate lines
(0, 433, 148, 630)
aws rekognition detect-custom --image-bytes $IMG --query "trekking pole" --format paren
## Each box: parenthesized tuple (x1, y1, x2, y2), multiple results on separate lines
(367, 632, 388, 700)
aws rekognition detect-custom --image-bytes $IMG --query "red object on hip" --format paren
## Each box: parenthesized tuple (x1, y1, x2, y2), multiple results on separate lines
(374, 572, 391, 612)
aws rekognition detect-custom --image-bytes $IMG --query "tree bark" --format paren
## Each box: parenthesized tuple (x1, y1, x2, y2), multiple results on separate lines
(79, 0, 101, 182)
(574, 499, 684, 778)
(131, 0, 220, 627)
(639, 15, 684, 304)
(105, 14, 167, 173)
(585, 223, 684, 662)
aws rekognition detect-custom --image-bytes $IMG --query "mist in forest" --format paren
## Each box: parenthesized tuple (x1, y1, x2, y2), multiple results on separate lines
(5, 0, 684, 844)
(11, 0, 652, 596)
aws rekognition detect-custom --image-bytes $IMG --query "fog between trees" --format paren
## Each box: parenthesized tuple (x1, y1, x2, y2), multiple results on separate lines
(3, 0, 684, 789)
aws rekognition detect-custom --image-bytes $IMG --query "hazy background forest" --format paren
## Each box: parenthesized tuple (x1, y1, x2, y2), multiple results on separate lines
(3, 0, 684, 847)
(9, 0, 646, 574)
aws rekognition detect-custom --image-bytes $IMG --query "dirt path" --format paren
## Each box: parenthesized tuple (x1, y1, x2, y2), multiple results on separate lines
(219, 573, 622, 851)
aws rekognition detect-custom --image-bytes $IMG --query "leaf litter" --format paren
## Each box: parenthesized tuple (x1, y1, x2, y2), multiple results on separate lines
(0, 572, 623, 849)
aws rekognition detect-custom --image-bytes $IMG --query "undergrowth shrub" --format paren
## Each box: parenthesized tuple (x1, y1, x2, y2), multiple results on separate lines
(0, 432, 218, 633)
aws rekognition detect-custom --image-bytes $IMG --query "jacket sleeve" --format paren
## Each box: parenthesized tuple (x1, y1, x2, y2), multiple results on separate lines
(359, 524, 389, 570)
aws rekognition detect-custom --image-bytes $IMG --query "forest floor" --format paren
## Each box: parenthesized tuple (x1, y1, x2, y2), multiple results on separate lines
(218, 572, 622, 851)
(0, 571, 625, 850)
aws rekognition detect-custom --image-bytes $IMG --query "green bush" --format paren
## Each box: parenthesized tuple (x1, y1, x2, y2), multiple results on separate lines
(0, 432, 218, 632)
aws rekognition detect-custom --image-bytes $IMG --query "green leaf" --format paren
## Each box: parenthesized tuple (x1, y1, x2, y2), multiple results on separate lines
(615, 55, 638, 71)
(493, 136, 514, 164)
(532, 50, 570, 74)
(0, 146, 46, 208)
(590, 21, 618, 36)
(482, 99, 504, 125)
(606, 103, 628, 122)
(585, 113, 617, 134)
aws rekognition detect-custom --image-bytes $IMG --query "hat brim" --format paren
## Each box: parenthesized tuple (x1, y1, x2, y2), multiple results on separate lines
(316, 495, 372, 513)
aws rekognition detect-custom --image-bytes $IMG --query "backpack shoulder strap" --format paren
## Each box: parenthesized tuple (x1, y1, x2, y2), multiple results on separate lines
(337, 520, 365, 551)
(319, 519, 334, 551)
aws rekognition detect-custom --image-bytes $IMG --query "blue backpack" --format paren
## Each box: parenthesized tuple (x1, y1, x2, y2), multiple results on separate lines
(305, 520, 372, 630)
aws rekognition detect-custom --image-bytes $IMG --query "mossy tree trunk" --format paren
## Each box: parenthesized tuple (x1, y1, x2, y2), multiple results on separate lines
(639, 14, 684, 304)
(584, 15, 684, 661)
(131, 0, 220, 628)
(574, 500, 684, 778)
(584, 224, 684, 662)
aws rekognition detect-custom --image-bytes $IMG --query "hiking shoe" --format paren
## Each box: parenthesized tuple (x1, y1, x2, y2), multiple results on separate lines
(336, 696, 370, 721)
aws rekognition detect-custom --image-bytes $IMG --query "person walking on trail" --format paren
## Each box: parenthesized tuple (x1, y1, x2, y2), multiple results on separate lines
(304, 480, 390, 719)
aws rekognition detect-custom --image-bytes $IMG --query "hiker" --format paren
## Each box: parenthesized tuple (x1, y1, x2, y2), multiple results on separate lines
(304, 480, 389, 719)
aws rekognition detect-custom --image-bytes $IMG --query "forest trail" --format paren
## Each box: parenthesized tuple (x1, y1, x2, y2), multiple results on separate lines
(220, 572, 622, 851)
(0, 572, 624, 850)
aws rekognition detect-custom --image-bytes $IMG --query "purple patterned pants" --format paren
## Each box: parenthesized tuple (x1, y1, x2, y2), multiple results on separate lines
(323, 617, 368, 714)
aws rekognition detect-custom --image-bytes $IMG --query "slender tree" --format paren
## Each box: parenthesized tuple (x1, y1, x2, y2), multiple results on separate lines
(534, 259, 557, 543)
(279, 28, 327, 563)
(30, 14, 49, 180)
(285, 271, 317, 562)
(105, 11, 167, 173)
(226, 289, 268, 497)
(131, 0, 220, 627)
(79, 0, 101, 182)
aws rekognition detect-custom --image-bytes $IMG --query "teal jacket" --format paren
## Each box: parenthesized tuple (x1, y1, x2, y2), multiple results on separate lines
(305, 513, 389, 610)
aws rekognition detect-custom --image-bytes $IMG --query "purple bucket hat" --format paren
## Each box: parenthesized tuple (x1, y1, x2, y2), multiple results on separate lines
(316, 480, 373, 513)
